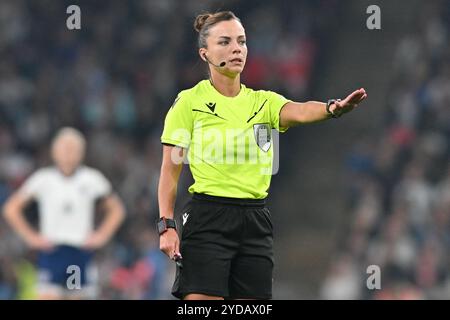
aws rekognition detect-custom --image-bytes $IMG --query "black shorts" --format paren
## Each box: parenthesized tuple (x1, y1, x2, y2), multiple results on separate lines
(172, 193, 274, 299)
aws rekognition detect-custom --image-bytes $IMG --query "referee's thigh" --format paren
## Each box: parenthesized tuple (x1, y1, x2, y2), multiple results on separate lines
(229, 207, 274, 299)
(174, 245, 234, 298)
(173, 200, 242, 299)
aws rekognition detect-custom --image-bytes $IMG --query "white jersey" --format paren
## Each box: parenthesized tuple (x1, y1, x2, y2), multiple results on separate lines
(19, 166, 112, 246)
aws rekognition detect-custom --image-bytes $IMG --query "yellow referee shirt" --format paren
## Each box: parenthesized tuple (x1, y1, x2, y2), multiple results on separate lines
(161, 80, 291, 199)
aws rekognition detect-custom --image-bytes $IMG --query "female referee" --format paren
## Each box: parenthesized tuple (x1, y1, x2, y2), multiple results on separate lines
(158, 11, 367, 300)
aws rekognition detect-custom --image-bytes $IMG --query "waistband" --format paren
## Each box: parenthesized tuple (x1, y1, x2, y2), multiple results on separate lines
(192, 193, 266, 207)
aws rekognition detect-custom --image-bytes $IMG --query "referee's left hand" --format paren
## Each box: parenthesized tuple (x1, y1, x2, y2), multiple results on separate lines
(160, 228, 180, 260)
(329, 88, 367, 116)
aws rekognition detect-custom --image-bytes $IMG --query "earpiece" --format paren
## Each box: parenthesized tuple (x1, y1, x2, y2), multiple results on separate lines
(203, 54, 226, 68)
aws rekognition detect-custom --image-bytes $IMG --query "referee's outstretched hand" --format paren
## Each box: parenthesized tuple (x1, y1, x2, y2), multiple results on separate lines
(160, 228, 180, 260)
(329, 88, 367, 117)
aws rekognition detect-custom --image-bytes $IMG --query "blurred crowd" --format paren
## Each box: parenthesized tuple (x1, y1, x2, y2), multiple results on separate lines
(321, 1, 450, 299)
(0, 0, 334, 299)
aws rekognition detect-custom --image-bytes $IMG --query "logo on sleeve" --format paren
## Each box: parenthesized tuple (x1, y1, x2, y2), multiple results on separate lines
(253, 123, 271, 152)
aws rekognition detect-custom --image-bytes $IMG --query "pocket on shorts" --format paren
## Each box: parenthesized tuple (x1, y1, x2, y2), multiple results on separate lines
(262, 208, 273, 232)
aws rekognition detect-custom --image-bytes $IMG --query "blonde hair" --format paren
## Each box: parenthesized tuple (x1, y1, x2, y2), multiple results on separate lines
(51, 127, 86, 150)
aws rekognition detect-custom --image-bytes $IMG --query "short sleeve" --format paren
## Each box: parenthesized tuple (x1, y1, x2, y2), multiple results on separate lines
(90, 170, 112, 198)
(264, 90, 291, 133)
(161, 91, 193, 149)
(19, 170, 45, 198)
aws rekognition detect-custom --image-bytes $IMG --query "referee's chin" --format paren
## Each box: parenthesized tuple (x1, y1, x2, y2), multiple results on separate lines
(230, 64, 245, 72)
(221, 66, 244, 77)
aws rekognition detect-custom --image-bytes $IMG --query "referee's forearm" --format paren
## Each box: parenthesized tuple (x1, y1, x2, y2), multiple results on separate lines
(295, 101, 331, 124)
(158, 173, 178, 219)
(158, 146, 184, 219)
(281, 101, 332, 127)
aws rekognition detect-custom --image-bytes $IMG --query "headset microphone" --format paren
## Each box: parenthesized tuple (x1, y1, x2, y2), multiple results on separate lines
(203, 54, 226, 68)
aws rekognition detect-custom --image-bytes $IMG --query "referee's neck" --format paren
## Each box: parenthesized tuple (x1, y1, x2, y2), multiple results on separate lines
(209, 73, 241, 97)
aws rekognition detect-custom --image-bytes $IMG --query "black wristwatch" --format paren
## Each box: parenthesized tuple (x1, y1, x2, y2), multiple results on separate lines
(156, 217, 177, 235)
(326, 99, 341, 118)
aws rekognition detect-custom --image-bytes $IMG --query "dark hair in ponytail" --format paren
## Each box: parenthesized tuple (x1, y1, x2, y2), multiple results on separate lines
(194, 11, 241, 48)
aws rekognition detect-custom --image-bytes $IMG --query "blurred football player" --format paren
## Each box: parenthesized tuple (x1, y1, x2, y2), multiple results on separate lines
(3, 127, 125, 299)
